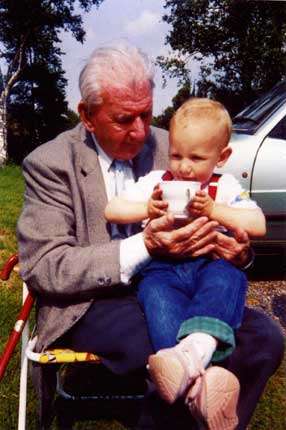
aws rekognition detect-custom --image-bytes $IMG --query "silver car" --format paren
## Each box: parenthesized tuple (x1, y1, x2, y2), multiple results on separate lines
(219, 81, 286, 251)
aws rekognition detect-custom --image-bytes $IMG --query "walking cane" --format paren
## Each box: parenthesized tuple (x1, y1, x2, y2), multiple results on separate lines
(0, 254, 35, 382)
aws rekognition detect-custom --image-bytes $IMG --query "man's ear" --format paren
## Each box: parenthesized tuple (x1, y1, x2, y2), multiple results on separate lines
(216, 146, 232, 168)
(78, 101, 96, 133)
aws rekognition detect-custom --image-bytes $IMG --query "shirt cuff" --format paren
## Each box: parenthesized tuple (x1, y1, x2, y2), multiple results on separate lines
(119, 233, 151, 284)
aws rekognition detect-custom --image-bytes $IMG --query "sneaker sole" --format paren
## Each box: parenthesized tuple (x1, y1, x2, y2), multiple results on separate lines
(187, 366, 240, 430)
(148, 354, 186, 404)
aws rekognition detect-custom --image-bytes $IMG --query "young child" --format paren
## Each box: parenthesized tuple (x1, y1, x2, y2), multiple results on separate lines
(105, 98, 266, 430)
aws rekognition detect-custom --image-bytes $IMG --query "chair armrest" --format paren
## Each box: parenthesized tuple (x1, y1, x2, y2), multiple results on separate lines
(0, 253, 35, 382)
(0, 254, 19, 280)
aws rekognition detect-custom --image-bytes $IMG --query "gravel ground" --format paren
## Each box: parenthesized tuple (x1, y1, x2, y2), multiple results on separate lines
(246, 254, 286, 337)
(247, 280, 286, 336)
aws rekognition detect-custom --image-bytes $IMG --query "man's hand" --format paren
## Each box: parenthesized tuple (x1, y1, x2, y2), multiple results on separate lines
(147, 184, 168, 219)
(143, 215, 219, 259)
(187, 190, 214, 218)
(143, 214, 251, 268)
(211, 228, 251, 268)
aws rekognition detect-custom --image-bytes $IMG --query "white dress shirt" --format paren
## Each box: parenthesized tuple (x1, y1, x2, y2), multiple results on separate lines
(92, 135, 151, 284)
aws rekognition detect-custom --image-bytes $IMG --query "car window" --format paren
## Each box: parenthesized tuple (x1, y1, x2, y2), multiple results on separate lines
(233, 81, 286, 134)
(268, 115, 286, 140)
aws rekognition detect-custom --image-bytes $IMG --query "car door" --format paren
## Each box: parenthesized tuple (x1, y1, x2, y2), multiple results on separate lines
(250, 114, 286, 241)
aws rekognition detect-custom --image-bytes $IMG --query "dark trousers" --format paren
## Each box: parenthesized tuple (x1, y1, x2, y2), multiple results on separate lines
(62, 292, 284, 430)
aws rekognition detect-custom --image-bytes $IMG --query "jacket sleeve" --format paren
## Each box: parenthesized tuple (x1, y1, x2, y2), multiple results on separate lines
(16, 150, 121, 301)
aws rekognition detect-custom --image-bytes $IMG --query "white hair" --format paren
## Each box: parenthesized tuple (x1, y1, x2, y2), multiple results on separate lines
(79, 41, 155, 107)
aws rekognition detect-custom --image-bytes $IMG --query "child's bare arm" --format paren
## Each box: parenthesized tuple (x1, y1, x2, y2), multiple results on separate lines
(210, 204, 266, 237)
(105, 197, 149, 224)
(104, 185, 168, 224)
(188, 190, 266, 237)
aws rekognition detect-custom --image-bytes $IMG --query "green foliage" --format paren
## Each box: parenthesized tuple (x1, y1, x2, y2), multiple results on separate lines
(152, 106, 174, 130)
(0, 0, 104, 163)
(7, 63, 69, 162)
(0, 1, 104, 57)
(65, 108, 81, 129)
(153, 82, 195, 129)
(159, 0, 286, 116)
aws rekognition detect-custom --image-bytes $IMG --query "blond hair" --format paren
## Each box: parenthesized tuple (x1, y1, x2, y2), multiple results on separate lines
(170, 98, 232, 146)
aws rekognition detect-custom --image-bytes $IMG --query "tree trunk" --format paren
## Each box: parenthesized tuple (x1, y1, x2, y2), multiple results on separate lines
(0, 96, 8, 166)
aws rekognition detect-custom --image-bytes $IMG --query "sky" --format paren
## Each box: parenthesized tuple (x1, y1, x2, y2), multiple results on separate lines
(59, 0, 183, 116)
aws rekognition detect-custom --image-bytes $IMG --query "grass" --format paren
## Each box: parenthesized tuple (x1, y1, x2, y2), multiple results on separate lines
(249, 363, 286, 430)
(0, 164, 24, 254)
(0, 164, 285, 429)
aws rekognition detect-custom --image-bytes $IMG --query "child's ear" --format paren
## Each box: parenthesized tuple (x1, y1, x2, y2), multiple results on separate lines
(216, 146, 232, 168)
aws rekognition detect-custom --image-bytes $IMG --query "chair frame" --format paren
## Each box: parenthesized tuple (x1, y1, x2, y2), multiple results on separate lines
(0, 254, 144, 430)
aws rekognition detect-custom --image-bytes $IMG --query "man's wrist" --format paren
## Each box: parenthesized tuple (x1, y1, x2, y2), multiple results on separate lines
(240, 247, 255, 271)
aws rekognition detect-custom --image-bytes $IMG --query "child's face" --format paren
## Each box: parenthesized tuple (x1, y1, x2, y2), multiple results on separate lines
(168, 119, 232, 185)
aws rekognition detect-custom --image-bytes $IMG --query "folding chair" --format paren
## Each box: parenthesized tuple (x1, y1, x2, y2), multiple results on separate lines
(0, 254, 145, 430)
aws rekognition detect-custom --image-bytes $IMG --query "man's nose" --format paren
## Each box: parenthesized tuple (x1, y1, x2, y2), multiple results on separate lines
(129, 117, 146, 140)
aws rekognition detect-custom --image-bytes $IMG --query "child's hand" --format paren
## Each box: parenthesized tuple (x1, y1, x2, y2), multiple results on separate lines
(187, 190, 214, 218)
(147, 184, 168, 219)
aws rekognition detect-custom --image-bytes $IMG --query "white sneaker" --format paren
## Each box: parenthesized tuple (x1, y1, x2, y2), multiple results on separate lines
(148, 342, 205, 404)
(185, 366, 240, 430)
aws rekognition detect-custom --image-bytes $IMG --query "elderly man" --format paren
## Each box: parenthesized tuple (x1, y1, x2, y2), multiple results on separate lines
(17, 42, 283, 430)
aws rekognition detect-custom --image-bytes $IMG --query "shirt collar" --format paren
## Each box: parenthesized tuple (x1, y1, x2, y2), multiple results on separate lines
(91, 133, 113, 172)
(91, 133, 133, 171)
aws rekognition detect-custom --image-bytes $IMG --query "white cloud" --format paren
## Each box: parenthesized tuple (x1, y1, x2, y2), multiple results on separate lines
(60, 1, 179, 115)
(126, 10, 160, 36)
(85, 25, 96, 42)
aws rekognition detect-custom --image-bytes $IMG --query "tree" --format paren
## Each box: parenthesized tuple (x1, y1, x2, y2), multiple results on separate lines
(64, 108, 80, 129)
(7, 58, 69, 161)
(0, 0, 103, 165)
(158, 0, 286, 116)
(153, 82, 193, 130)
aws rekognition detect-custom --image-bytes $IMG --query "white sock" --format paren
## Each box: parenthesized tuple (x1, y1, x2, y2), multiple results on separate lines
(179, 332, 218, 368)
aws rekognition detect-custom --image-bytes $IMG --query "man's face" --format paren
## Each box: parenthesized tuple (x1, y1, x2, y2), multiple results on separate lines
(79, 81, 153, 160)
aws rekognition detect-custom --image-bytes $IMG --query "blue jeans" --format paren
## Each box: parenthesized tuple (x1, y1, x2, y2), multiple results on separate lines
(137, 257, 247, 361)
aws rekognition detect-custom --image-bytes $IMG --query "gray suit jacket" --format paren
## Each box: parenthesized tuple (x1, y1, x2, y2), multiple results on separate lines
(17, 123, 169, 352)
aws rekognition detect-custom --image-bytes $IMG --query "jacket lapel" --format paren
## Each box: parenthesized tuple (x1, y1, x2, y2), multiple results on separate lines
(76, 126, 110, 244)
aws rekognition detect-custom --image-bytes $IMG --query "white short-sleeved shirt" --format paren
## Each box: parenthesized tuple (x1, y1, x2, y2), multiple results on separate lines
(121, 170, 258, 210)
(119, 170, 258, 284)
